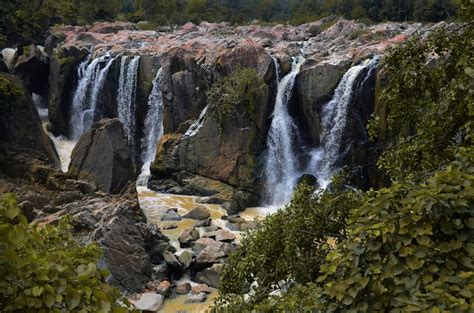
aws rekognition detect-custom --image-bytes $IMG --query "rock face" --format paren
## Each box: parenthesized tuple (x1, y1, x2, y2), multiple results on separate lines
(0, 73, 60, 178)
(68, 118, 137, 194)
(12, 44, 50, 96)
(48, 46, 88, 135)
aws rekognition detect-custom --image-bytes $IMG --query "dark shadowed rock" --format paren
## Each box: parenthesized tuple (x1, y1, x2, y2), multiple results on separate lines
(0, 73, 60, 178)
(68, 118, 137, 194)
(194, 265, 221, 288)
(185, 292, 207, 303)
(174, 282, 192, 295)
(13, 44, 49, 96)
(183, 206, 210, 220)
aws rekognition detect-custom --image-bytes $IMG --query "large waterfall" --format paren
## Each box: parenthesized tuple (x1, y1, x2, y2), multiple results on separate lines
(117, 55, 141, 154)
(70, 54, 116, 139)
(316, 56, 380, 187)
(264, 56, 303, 205)
(138, 68, 164, 185)
(264, 55, 379, 206)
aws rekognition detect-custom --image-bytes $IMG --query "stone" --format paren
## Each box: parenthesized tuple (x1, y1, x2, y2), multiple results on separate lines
(156, 280, 171, 297)
(178, 250, 194, 270)
(192, 284, 211, 294)
(0, 74, 60, 178)
(162, 223, 178, 230)
(163, 251, 182, 270)
(161, 209, 181, 221)
(51, 191, 82, 206)
(174, 283, 192, 295)
(134, 293, 164, 312)
(204, 229, 236, 242)
(194, 218, 212, 228)
(178, 228, 200, 247)
(68, 119, 137, 194)
(13, 44, 49, 96)
(194, 265, 221, 288)
(18, 200, 36, 222)
(196, 245, 226, 268)
(185, 292, 207, 304)
(183, 206, 210, 220)
(192, 237, 223, 255)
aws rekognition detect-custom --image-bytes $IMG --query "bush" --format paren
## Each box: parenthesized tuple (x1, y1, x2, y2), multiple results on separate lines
(0, 193, 133, 312)
(207, 68, 266, 129)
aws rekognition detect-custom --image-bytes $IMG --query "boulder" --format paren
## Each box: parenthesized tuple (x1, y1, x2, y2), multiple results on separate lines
(196, 245, 226, 268)
(68, 119, 137, 194)
(155, 280, 171, 297)
(163, 251, 182, 270)
(178, 228, 200, 247)
(0, 73, 60, 178)
(185, 292, 207, 304)
(13, 44, 49, 96)
(174, 282, 192, 295)
(194, 265, 221, 288)
(161, 209, 181, 221)
(192, 284, 211, 294)
(178, 250, 194, 270)
(183, 206, 210, 220)
(134, 293, 164, 312)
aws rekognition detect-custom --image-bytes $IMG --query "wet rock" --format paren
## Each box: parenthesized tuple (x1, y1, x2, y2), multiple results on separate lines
(155, 280, 171, 297)
(196, 245, 226, 268)
(174, 283, 192, 295)
(194, 218, 212, 228)
(185, 292, 207, 304)
(192, 237, 223, 255)
(194, 265, 221, 288)
(13, 44, 49, 96)
(162, 224, 178, 230)
(161, 209, 181, 221)
(229, 190, 260, 215)
(134, 293, 164, 312)
(0, 73, 60, 178)
(178, 228, 200, 247)
(183, 206, 210, 220)
(68, 119, 137, 194)
(163, 251, 182, 272)
(153, 263, 169, 282)
(297, 174, 318, 187)
(48, 46, 88, 136)
(204, 229, 236, 242)
(192, 284, 211, 294)
(178, 250, 194, 270)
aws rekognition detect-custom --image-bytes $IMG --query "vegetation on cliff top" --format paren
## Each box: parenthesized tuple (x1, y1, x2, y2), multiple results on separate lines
(0, 0, 464, 48)
(0, 193, 133, 312)
(211, 13, 474, 313)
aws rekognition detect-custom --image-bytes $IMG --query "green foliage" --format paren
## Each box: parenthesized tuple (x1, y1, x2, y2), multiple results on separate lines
(207, 68, 266, 128)
(213, 148, 474, 312)
(0, 193, 133, 312)
(212, 181, 362, 311)
(369, 23, 473, 182)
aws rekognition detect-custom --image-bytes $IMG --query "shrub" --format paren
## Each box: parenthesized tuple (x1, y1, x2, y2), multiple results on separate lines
(207, 67, 266, 129)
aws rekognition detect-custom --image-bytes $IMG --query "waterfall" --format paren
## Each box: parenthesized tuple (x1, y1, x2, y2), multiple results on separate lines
(137, 68, 164, 186)
(316, 56, 380, 187)
(117, 55, 141, 154)
(70, 54, 116, 139)
(183, 105, 209, 139)
(264, 56, 303, 206)
(272, 56, 280, 82)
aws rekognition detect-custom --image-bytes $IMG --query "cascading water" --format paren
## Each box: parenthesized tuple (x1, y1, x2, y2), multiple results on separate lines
(264, 56, 303, 206)
(117, 55, 141, 154)
(137, 68, 164, 186)
(316, 56, 380, 187)
(70, 54, 116, 139)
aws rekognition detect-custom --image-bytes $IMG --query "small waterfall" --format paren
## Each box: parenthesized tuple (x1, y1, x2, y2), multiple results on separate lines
(316, 56, 380, 187)
(183, 105, 209, 139)
(70, 54, 116, 139)
(138, 68, 164, 186)
(117, 55, 141, 154)
(272, 56, 280, 82)
(264, 56, 303, 206)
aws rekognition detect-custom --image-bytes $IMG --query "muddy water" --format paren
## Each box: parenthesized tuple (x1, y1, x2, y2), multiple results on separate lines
(137, 187, 271, 312)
